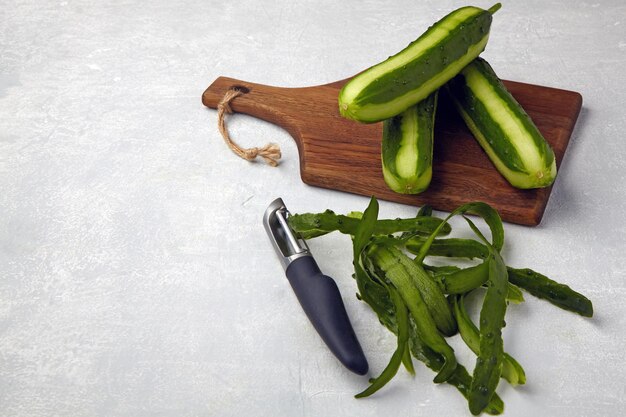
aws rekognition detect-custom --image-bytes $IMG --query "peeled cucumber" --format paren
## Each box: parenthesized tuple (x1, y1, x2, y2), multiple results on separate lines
(339, 4, 501, 123)
(446, 58, 557, 189)
(382, 91, 437, 194)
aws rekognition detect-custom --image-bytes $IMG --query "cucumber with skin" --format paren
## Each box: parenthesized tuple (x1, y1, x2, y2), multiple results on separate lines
(338, 4, 501, 123)
(382, 92, 437, 194)
(446, 58, 557, 188)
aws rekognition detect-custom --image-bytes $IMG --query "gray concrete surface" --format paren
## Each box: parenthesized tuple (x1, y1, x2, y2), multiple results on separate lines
(1, 1, 625, 416)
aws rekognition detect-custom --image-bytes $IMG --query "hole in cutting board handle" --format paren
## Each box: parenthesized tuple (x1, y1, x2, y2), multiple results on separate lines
(231, 85, 250, 94)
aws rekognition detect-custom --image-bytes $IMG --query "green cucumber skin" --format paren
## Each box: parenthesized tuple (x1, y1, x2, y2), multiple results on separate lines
(408, 322, 505, 415)
(382, 92, 437, 194)
(446, 58, 557, 189)
(287, 211, 451, 239)
(452, 294, 526, 386)
(359, 262, 505, 414)
(368, 245, 458, 383)
(371, 245, 457, 337)
(406, 236, 489, 259)
(469, 252, 508, 415)
(339, 6, 495, 123)
(507, 267, 593, 317)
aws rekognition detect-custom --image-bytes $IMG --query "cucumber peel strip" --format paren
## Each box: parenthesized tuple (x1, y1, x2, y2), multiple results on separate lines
(452, 293, 526, 386)
(458, 216, 508, 415)
(288, 211, 451, 239)
(366, 244, 458, 384)
(355, 286, 409, 398)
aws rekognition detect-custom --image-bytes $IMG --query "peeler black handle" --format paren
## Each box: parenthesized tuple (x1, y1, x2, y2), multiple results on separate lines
(286, 256, 369, 375)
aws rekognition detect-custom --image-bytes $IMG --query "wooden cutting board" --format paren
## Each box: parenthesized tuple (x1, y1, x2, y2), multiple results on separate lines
(202, 76, 582, 226)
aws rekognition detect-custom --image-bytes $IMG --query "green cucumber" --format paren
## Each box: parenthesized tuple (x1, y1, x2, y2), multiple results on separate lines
(338, 4, 501, 123)
(446, 57, 557, 188)
(382, 92, 437, 194)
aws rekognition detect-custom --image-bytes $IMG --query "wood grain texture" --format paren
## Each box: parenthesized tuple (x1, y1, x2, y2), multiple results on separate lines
(202, 76, 582, 226)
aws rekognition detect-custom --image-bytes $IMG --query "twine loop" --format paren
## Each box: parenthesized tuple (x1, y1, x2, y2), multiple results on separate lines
(216, 88, 281, 167)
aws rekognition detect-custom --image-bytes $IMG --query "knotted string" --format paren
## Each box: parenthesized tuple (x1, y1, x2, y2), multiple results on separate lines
(216, 88, 281, 167)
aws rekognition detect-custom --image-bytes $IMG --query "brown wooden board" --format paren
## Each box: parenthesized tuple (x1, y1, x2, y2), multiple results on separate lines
(202, 76, 582, 226)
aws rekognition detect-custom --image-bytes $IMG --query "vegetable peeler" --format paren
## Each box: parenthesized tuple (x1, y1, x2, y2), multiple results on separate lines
(263, 198, 369, 375)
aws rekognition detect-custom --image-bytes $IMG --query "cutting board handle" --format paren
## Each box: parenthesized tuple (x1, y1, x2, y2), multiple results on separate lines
(202, 76, 305, 141)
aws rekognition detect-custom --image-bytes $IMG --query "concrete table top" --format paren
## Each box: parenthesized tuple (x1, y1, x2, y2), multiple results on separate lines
(1, 1, 624, 416)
